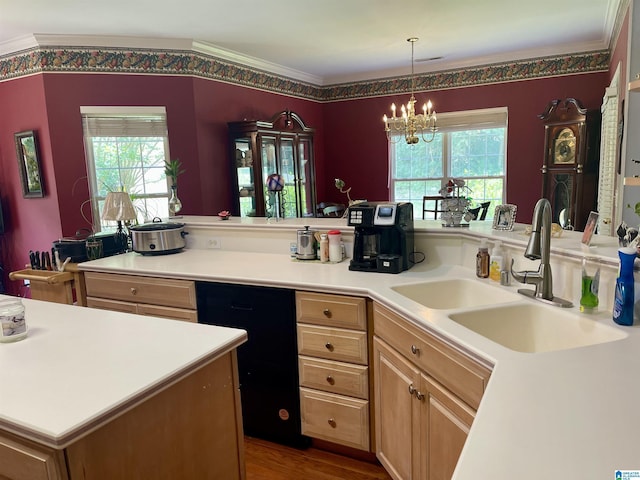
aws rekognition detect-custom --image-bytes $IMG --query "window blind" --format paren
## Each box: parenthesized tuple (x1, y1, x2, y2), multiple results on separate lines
(82, 115, 168, 137)
(434, 107, 508, 132)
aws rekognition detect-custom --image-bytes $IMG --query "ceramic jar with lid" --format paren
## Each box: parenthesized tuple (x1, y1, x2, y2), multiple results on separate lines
(0, 298, 27, 342)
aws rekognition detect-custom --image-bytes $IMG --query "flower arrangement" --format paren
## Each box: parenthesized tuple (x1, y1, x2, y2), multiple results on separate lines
(439, 178, 473, 227)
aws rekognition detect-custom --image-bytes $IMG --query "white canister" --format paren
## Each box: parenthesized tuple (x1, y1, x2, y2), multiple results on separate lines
(0, 298, 27, 342)
(328, 230, 342, 262)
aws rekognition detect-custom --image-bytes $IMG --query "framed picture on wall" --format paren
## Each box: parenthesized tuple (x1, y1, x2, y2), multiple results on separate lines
(14, 130, 44, 198)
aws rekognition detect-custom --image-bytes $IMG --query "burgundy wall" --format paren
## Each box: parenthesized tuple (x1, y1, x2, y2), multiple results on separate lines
(610, 9, 629, 87)
(0, 75, 62, 296)
(190, 78, 324, 215)
(321, 73, 609, 221)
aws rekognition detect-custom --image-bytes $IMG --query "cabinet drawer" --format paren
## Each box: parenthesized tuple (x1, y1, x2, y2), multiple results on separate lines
(87, 297, 138, 314)
(296, 292, 367, 330)
(0, 433, 67, 480)
(87, 298, 197, 322)
(300, 388, 369, 451)
(373, 303, 492, 410)
(298, 324, 368, 365)
(299, 356, 369, 399)
(85, 272, 196, 309)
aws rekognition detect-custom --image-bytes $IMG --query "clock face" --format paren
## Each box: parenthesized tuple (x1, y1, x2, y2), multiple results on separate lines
(553, 128, 576, 164)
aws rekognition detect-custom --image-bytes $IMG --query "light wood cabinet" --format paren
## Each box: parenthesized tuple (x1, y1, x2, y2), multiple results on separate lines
(296, 291, 371, 451)
(373, 302, 492, 480)
(0, 352, 244, 480)
(0, 433, 68, 480)
(84, 272, 197, 323)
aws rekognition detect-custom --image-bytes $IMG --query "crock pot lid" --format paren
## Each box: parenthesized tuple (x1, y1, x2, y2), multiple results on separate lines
(130, 222, 185, 231)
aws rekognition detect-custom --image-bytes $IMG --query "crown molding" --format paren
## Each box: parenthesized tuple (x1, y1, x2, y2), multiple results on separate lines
(326, 39, 610, 85)
(192, 40, 322, 86)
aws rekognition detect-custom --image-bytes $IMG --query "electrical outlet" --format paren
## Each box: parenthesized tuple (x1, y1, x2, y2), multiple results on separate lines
(23, 279, 30, 286)
(207, 237, 221, 249)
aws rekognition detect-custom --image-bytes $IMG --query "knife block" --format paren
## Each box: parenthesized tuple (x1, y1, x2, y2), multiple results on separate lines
(8, 269, 74, 304)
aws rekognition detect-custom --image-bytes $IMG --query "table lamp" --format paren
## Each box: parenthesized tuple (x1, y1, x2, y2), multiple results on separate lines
(101, 191, 137, 253)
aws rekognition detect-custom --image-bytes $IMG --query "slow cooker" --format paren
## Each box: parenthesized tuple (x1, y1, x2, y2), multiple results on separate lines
(129, 219, 188, 255)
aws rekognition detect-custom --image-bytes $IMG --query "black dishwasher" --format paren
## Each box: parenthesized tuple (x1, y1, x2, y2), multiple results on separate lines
(196, 282, 310, 448)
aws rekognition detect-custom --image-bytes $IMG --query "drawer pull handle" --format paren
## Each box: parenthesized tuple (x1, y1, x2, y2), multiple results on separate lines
(410, 344, 419, 355)
(130, 287, 137, 296)
(326, 375, 335, 385)
(408, 384, 417, 396)
(323, 308, 332, 318)
(325, 342, 334, 352)
(328, 418, 336, 428)
(415, 391, 425, 401)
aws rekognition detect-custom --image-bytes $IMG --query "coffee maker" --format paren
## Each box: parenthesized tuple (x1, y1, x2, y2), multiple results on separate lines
(348, 202, 414, 273)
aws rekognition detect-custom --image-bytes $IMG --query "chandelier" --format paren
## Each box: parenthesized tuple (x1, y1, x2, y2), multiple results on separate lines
(382, 37, 437, 145)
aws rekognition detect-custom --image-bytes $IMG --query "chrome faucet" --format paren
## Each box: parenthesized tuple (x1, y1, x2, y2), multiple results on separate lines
(511, 198, 573, 308)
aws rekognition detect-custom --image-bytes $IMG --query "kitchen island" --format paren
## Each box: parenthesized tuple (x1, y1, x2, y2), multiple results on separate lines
(0, 295, 247, 480)
(76, 216, 640, 480)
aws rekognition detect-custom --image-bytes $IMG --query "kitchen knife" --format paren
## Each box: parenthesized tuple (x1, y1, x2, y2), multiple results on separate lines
(29, 250, 37, 269)
(51, 248, 57, 269)
(33, 251, 41, 270)
(43, 251, 52, 271)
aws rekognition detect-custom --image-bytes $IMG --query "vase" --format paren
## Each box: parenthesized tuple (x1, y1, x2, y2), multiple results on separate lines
(169, 185, 182, 216)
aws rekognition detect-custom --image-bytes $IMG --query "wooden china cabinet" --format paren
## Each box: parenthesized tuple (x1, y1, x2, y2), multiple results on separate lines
(228, 110, 316, 218)
(538, 98, 601, 231)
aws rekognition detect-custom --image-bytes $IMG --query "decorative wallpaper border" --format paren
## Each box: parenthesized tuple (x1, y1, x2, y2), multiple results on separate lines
(0, 46, 610, 102)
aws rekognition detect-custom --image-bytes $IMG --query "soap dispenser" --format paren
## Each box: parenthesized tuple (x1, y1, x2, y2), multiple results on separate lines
(489, 241, 504, 282)
(476, 239, 490, 278)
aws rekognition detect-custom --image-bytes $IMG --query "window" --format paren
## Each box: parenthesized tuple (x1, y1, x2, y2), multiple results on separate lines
(390, 107, 507, 219)
(81, 107, 171, 232)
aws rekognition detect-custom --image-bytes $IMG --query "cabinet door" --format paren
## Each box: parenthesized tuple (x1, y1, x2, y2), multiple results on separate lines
(374, 337, 421, 480)
(420, 374, 475, 480)
(280, 137, 297, 218)
(0, 433, 67, 480)
(234, 137, 257, 217)
(260, 136, 279, 217)
(297, 137, 315, 217)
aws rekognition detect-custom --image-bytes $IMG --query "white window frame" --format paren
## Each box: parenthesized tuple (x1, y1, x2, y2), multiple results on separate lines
(389, 107, 508, 217)
(81, 106, 171, 232)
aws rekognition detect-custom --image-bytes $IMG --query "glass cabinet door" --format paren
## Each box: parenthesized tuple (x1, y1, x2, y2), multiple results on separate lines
(297, 138, 314, 217)
(261, 136, 278, 217)
(234, 138, 256, 217)
(280, 138, 296, 218)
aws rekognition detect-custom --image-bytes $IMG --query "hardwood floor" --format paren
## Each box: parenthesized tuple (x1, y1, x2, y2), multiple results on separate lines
(244, 437, 392, 480)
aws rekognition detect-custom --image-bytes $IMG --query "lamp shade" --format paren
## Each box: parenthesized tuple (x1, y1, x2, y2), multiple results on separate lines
(101, 192, 137, 222)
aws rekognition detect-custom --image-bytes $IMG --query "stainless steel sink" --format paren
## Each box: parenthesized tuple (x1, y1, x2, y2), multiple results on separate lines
(448, 304, 627, 353)
(391, 278, 520, 310)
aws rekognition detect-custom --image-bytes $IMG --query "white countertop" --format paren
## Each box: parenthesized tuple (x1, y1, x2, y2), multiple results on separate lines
(77, 244, 640, 479)
(0, 296, 247, 449)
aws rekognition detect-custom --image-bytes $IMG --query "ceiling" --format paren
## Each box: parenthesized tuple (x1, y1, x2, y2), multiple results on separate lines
(0, 0, 622, 85)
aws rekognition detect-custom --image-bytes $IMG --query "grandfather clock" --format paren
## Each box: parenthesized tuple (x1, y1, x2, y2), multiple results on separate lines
(538, 98, 601, 231)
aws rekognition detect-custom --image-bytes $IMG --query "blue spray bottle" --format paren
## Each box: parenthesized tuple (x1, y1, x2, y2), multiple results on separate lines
(613, 247, 636, 326)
